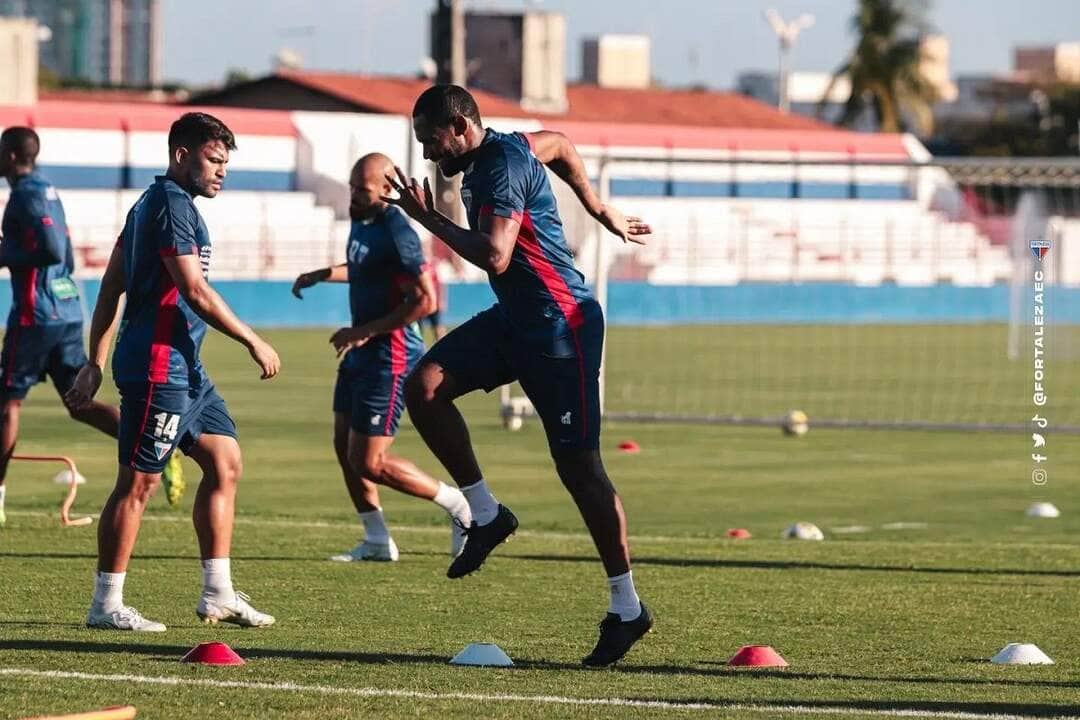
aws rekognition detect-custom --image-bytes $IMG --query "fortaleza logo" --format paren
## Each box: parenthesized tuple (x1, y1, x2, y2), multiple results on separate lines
(1030, 237, 1051, 261)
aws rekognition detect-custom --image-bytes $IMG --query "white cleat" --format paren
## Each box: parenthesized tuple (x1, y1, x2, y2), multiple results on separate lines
(196, 590, 275, 627)
(329, 538, 399, 562)
(86, 605, 166, 632)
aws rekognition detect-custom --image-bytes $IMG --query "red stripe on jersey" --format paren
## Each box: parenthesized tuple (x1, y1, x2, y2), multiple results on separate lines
(388, 272, 410, 375)
(513, 211, 584, 329)
(41, 216, 54, 227)
(148, 275, 179, 383)
(18, 268, 38, 326)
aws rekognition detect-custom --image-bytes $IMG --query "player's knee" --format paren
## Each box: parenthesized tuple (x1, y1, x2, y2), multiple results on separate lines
(127, 472, 160, 502)
(553, 449, 612, 493)
(404, 367, 439, 409)
(333, 433, 350, 465)
(352, 447, 386, 480)
(1, 398, 21, 424)
(214, 449, 243, 486)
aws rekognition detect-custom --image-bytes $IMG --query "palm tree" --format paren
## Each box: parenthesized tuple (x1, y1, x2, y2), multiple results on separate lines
(820, 0, 939, 133)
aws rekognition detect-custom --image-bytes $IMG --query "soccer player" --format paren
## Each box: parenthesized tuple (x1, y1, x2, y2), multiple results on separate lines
(65, 112, 279, 632)
(292, 152, 471, 561)
(388, 85, 653, 666)
(0, 127, 184, 526)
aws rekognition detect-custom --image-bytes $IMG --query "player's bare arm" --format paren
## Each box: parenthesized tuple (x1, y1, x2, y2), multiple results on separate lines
(163, 253, 281, 379)
(64, 243, 125, 409)
(381, 167, 518, 275)
(330, 270, 437, 356)
(292, 263, 348, 299)
(525, 130, 652, 245)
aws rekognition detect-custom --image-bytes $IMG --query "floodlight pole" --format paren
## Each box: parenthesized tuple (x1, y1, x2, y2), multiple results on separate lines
(432, 0, 466, 226)
(764, 9, 814, 113)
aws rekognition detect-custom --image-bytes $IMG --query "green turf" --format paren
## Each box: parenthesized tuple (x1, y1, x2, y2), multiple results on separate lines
(1, 329, 1077, 719)
(604, 324, 1080, 427)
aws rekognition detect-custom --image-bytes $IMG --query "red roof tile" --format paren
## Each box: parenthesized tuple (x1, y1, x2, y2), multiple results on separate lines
(562, 84, 833, 131)
(277, 71, 533, 119)
(278, 71, 833, 131)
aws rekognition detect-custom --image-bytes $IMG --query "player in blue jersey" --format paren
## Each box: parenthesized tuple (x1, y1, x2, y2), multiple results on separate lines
(0, 127, 118, 527)
(292, 152, 471, 562)
(65, 112, 280, 632)
(387, 85, 653, 666)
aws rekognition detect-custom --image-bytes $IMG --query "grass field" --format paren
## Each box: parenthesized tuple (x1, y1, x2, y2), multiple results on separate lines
(1, 328, 1078, 719)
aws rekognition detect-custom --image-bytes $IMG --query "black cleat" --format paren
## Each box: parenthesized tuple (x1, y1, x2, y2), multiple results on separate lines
(447, 504, 518, 579)
(582, 602, 653, 667)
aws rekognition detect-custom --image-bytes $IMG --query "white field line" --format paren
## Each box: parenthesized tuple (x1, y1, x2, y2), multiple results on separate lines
(0, 668, 1074, 720)
(8, 511, 1080, 552)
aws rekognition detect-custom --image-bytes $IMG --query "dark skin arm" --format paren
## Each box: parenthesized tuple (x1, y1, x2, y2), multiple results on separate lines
(525, 130, 652, 243)
(382, 167, 519, 275)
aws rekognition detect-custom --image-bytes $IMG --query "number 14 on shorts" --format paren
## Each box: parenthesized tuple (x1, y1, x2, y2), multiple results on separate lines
(153, 412, 179, 460)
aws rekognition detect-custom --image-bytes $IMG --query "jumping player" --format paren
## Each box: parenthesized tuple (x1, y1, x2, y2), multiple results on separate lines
(292, 152, 471, 561)
(66, 112, 279, 631)
(387, 85, 653, 666)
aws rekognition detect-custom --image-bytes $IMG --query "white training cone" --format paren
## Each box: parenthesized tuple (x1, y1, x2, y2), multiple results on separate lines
(991, 643, 1054, 665)
(53, 469, 87, 485)
(450, 643, 514, 667)
(782, 522, 824, 541)
(1026, 502, 1060, 518)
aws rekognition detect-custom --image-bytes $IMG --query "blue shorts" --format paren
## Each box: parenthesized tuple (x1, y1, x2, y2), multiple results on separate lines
(333, 364, 410, 436)
(422, 306, 603, 452)
(118, 381, 236, 473)
(0, 322, 88, 401)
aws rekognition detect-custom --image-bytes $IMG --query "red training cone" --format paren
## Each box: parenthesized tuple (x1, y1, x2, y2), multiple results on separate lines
(181, 641, 245, 665)
(618, 441, 640, 453)
(727, 645, 788, 667)
(727, 528, 752, 539)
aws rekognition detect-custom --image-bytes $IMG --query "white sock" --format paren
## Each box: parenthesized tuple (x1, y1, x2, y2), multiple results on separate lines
(461, 479, 498, 525)
(93, 571, 125, 612)
(0, 484, 6, 509)
(359, 509, 391, 544)
(202, 558, 234, 599)
(433, 481, 471, 525)
(607, 571, 642, 621)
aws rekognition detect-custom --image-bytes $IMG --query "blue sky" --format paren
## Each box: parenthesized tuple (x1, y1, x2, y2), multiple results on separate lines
(164, 0, 1080, 89)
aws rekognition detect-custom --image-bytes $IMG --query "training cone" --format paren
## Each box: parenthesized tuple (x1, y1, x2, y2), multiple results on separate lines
(1026, 502, 1060, 518)
(727, 528, 752, 539)
(449, 642, 514, 667)
(181, 641, 245, 666)
(618, 441, 641, 454)
(727, 645, 788, 667)
(991, 643, 1054, 665)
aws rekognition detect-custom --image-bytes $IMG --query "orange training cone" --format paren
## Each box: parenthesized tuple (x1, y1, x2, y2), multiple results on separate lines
(618, 441, 640, 453)
(727, 645, 788, 667)
(181, 641, 245, 665)
(727, 528, 752, 539)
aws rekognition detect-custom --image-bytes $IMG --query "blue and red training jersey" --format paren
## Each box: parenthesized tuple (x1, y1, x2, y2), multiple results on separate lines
(341, 205, 426, 373)
(0, 171, 82, 327)
(113, 176, 211, 389)
(461, 129, 600, 351)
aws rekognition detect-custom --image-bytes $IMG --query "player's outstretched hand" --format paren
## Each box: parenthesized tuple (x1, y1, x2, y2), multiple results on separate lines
(63, 363, 103, 411)
(596, 204, 651, 245)
(248, 337, 280, 380)
(330, 327, 371, 358)
(291, 270, 323, 299)
(382, 166, 435, 222)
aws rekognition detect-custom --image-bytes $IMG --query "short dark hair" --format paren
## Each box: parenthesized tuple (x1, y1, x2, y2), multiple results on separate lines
(412, 84, 482, 127)
(0, 126, 40, 163)
(167, 112, 237, 153)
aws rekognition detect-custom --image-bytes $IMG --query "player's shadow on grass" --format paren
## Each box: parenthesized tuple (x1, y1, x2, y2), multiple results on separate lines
(3, 640, 1076, 698)
(0, 639, 448, 667)
(496, 552, 1080, 578)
